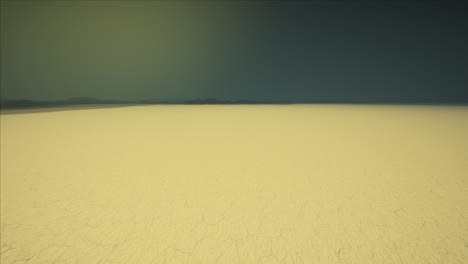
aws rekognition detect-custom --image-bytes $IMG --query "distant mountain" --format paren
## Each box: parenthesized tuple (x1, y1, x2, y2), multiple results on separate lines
(182, 98, 288, 104)
(0, 97, 132, 109)
(55, 97, 126, 104)
(0, 97, 291, 109)
(0, 99, 54, 108)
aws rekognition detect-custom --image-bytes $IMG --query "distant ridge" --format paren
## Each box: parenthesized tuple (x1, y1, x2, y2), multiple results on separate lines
(0, 97, 129, 109)
(2, 97, 466, 110)
(0, 97, 291, 109)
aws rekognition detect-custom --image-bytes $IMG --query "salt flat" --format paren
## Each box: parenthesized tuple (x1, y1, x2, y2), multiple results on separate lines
(1, 105, 467, 264)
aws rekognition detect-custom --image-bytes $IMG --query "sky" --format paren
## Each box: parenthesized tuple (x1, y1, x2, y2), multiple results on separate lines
(1, 0, 467, 103)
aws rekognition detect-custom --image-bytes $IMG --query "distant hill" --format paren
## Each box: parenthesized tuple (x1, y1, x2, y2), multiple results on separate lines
(182, 98, 289, 104)
(55, 97, 126, 104)
(2, 97, 466, 110)
(0, 97, 291, 109)
(0, 99, 54, 109)
(0, 97, 132, 109)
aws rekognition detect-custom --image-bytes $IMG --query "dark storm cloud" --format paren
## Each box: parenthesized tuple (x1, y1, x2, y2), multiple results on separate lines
(1, 1, 467, 103)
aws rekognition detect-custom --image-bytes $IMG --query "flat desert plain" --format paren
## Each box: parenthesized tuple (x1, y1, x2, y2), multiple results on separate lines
(1, 105, 467, 264)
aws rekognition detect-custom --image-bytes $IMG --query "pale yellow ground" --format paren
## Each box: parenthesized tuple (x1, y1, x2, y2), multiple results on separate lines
(1, 105, 467, 264)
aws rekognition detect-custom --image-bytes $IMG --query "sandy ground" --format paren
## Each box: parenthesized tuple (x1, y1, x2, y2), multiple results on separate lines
(1, 105, 467, 263)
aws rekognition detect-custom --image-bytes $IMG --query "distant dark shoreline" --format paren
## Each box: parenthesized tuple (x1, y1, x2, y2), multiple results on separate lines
(0, 104, 144, 115)
(1, 97, 467, 113)
(0, 97, 290, 110)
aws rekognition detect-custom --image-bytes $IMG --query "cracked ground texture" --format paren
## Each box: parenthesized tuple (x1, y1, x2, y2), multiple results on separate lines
(1, 105, 467, 264)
